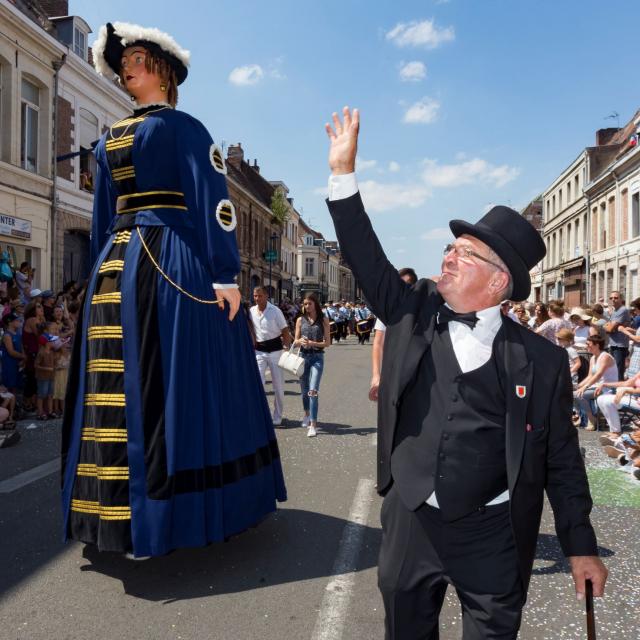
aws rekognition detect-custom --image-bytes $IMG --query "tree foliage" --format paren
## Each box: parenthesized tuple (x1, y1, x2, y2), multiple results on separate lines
(270, 187, 290, 225)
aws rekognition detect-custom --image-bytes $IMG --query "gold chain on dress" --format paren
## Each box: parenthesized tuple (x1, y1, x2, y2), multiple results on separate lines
(109, 106, 170, 141)
(136, 227, 225, 306)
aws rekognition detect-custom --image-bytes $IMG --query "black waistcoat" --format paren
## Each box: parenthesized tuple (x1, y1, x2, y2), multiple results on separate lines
(391, 324, 508, 521)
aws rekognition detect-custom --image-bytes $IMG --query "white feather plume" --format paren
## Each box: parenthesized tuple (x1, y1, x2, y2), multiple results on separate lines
(92, 21, 191, 79)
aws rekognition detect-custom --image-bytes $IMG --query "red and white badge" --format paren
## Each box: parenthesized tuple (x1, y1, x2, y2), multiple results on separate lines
(515, 385, 527, 399)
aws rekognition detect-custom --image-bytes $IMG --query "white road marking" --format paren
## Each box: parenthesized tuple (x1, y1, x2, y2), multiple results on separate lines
(371, 432, 377, 447)
(0, 458, 60, 493)
(311, 478, 376, 640)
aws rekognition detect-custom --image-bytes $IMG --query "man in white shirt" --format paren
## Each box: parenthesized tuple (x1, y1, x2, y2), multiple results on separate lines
(250, 287, 292, 426)
(370, 267, 418, 401)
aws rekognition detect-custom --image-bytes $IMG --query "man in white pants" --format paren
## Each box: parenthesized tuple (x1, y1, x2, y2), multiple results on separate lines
(250, 287, 292, 426)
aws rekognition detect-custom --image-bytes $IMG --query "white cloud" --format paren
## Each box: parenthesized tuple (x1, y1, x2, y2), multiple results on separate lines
(388, 161, 401, 173)
(228, 64, 264, 86)
(422, 158, 520, 188)
(386, 19, 455, 49)
(268, 57, 287, 80)
(403, 97, 440, 124)
(399, 61, 427, 82)
(356, 156, 377, 171)
(421, 227, 451, 241)
(359, 179, 430, 212)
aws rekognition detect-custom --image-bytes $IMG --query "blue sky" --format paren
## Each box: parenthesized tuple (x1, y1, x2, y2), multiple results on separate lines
(71, 0, 639, 279)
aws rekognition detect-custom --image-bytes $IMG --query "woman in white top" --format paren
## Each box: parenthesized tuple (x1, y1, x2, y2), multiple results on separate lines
(569, 308, 592, 349)
(574, 334, 618, 430)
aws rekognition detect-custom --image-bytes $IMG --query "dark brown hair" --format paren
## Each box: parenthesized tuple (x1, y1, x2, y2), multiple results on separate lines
(587, 334, 605, 350)
(302, 292, 323, 324)
(398, 267, 418, 285)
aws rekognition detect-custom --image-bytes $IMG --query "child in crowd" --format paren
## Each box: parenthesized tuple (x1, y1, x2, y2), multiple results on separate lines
(556, 327, 585, 427)
(52, 321, 71, 416)
(34, 328, 56, 420)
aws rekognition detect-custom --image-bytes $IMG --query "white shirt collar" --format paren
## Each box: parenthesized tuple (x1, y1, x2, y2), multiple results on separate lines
(443, 302, 502, 334)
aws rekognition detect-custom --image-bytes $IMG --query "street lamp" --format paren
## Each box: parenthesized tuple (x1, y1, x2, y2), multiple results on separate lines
(268, 232, 278, 301)
(321, 259, 328, 303)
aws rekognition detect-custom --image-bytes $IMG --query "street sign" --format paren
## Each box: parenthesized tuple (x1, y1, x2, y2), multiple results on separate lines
(264, 250, 278, 262)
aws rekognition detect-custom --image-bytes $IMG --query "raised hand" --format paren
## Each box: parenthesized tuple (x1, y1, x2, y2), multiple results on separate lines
(325, 106, 359, 176)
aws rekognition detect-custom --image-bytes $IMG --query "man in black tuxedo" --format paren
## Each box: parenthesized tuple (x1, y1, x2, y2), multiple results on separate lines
(324, 107, 607, 639)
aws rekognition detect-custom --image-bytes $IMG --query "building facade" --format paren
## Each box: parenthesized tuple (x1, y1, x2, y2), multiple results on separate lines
(540, 153, 589, 305)
(0, 0, 65, 289)
(541, 111, 640, 306)
(0, 0, 131, 291)
(586, 112, 640, 304)
(226, 143, 283, 301)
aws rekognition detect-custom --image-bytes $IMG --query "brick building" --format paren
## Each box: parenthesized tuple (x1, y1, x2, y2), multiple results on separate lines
(540, 109, 640, 306)
(0, 0, 130, 291)
(225, 143, 284, 300)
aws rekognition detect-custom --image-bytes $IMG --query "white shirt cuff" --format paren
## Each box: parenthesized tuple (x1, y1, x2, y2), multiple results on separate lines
(328, 173, 358, 201)
(212, 283, 239, 290)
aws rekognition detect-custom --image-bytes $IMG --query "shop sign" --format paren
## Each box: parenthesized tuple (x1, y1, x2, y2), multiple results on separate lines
(0, 214, 31, 240)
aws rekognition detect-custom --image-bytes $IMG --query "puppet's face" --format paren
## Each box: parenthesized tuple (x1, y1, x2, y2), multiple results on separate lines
(121, 46, 161, 99)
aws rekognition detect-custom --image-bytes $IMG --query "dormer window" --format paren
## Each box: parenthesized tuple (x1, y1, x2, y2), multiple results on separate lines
(74, 26, 87, 59)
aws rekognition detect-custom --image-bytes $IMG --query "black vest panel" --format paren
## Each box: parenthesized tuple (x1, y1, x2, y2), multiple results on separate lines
(391, 325, 508, 521)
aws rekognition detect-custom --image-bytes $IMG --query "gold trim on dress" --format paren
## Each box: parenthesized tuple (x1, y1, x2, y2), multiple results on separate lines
(76, 464, 129, 480)
(113, 231, 132, 244)
(87, 326, 123, 340)
(86, 359, 125, 372)
(98, 260, 125, 273)
(81, 427, 128, 443)
(111, 117, 145, 129)
(117, 204, 188, 215)
(91, 292, 122, 304)
(71, 499, 131, 520)
(84, 393, 126, 407)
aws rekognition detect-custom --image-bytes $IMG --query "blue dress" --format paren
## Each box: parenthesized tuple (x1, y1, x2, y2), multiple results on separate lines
(1, 329, 22, 388)
(61, 105, 287, 557)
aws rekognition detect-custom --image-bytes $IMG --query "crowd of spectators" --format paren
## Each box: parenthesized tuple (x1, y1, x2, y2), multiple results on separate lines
(503, 294, 640, 481)
(0, 256, 85, 448)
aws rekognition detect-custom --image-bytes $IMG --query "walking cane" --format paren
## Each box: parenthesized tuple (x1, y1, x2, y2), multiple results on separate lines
(585, 579, 596, 640)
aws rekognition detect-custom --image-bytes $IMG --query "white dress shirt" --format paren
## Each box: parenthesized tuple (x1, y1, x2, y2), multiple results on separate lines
(329, 171, 509, 507)
(249, 302, 288, 342)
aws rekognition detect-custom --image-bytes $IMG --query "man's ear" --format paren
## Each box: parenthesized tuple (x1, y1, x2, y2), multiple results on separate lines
(490, 271, 510, 295)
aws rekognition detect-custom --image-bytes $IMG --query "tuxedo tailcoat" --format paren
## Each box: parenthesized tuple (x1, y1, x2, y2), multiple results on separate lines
(327, 192, 598, 591)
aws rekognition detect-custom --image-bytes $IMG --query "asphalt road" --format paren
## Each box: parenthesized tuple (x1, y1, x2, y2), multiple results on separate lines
(0, 335, 638, 639)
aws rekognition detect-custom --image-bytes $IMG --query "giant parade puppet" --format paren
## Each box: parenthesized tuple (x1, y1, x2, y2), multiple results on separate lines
(60, 22, 287, 558)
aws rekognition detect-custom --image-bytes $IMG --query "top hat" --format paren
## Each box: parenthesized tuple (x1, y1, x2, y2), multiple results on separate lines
(93, 22, 190, 85)
(449, 206, 546, 301)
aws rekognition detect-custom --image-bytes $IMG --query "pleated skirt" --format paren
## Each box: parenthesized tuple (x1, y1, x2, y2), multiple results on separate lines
(61, 224, 287, 557)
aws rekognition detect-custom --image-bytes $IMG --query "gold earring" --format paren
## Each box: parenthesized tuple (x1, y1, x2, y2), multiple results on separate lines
(160, 83, 167, 92)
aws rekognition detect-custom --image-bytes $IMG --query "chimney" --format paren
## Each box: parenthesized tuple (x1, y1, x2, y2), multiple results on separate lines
(39, 0, 69, 16)
(252, 159, 260, 174)
(595, 127, 620, 146)
(226, 143, 244, 168)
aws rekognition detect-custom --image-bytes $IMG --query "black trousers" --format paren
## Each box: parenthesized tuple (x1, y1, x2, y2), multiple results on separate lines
(378, 485, 525, 640)
(608, 346, 628, 381)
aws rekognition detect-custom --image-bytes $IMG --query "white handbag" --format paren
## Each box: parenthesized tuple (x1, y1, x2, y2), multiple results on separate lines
(278, 345, 306, 378)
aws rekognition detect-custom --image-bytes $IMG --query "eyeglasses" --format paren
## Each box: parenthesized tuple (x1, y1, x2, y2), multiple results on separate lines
(609, 297, 620, 300)
(443, 243, 504, 271)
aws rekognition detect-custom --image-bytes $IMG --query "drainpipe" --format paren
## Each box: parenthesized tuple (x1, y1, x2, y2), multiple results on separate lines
(50, 53, 67, 291)
(612, 170, 621, 297)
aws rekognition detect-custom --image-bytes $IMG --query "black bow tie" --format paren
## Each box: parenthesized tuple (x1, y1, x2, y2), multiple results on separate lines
(437, 304, 479, 330)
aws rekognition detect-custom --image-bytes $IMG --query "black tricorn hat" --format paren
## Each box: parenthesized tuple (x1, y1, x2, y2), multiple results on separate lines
(93, 22, 190, 85)
(449, 206, 546, 301)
